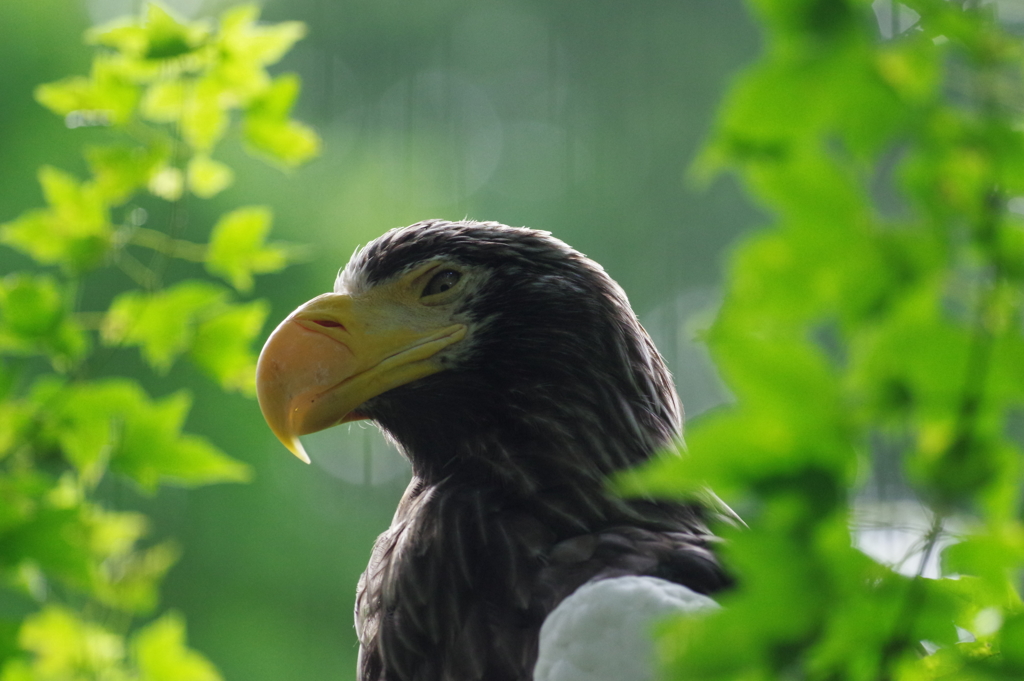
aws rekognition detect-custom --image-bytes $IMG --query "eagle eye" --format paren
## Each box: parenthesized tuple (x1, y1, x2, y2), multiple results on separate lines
(422, 269, 461, 297)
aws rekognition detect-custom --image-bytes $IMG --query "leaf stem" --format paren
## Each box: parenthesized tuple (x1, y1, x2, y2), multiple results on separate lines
(877, 512, 946, 680)
(122, 226, 207, 262)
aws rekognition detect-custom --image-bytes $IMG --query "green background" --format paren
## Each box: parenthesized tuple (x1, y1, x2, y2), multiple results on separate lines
(0, 1, 761, 678)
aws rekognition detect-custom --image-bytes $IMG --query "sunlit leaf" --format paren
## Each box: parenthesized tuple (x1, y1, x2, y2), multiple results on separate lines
(87, 22, 148, 57)
(249, 69, 295, 119)
(19, 607, 127, 680)
(89, 4, 210, 62)
(102, 282, 228, 373)
(875, 38, 941, 104)
(140, 80, 187, 123)
(85, 143, 169, 205)
(147, 165, 184, 201)
(219, 5, 306, 67)
(180, 78, 228, 152)
(87, 508, 147, 560)
(101, 280, 268, 394)
(191, 300, 269, 394)
(242, 74, 320, 167)
(245, 117, 320, 167)
(205, 207, 289, 292)
(0, 276, 63, 341)
(94, 541, 180, 614)
(29, 378, 250, 493)
(0, 275, 88, 366)
(0, 361, 13, 402)
(40, 167, 106, 232)
(0, 400, 31, 462)
(133, 613, 222, 681)
(35, 54, 138, 126)
(139, 4, 205, 60)
(0, 619, 21, 674)
(0, 461, 159, 597)
(0, 470, 51, 535)
(0, 167, 111, 272)
(0, 658, 33, 681)
(34, 75, 96, 117)
(186, 154, 234, 198)
(109, 388, 251, 492)
(142, 432, 251, 490)
(0, 505, 93, 587)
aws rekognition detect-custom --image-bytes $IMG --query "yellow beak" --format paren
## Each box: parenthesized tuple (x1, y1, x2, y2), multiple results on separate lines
(255, 292, 466, 463)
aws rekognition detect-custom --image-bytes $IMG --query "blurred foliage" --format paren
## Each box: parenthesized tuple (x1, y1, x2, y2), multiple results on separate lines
(620, 0, 1024, 679)
(0, 3, 317, 679)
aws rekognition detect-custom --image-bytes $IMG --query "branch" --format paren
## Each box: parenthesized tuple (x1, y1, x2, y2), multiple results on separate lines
(123, 226, 207, 263)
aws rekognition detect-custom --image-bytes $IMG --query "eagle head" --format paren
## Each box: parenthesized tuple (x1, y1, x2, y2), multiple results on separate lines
(256, 219, 681, 489)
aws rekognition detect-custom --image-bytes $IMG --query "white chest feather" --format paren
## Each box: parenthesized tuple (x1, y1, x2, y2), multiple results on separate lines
(533, 576, 718, 681)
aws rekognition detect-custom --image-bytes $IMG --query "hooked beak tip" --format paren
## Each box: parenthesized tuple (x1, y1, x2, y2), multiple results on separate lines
(286, 438, 312, 464)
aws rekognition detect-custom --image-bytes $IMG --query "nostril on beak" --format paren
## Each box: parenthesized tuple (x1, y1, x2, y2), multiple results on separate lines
(313, 320, 345, 330)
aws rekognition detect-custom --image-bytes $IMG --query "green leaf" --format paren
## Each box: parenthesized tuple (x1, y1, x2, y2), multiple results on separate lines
(943, 532, 1024, 606)
(34, 54, 138, 126)
(89, 4, 210, 62)
(243, 75, 320, 167)
(0, 275, 88, 366)
(86, 22, 149, 58)
(191, 300, 269, 394)
(102, 281, 269, 393)
(252, 116, 320, 167)
(87, 507, 148, 560)
(245, 117, 320, 167)
(848, 281, 968, 417)
(0, 211, 62, 267)
(21, 500, 179, 613)
(874, 38, 941, 104)
(94, 541, 180, 614)
(133, 613, 222, 681)
(205, 207, 289, 292)
(0, 658, 33, 681)
(102, 282, 228, 373)
(0, 359, 13, 401)
(147, 432, 252, 489)
(999, 612, 1024, 670)
(110, 388, 251, 492)
(18, 606, 127, 679)
(0, 167, 111, 272)
(186, 154, 234, 198)
(219, 5, 306, 67)
(39, 166, 107, 233)
(54, 411, 111, 484)
(0, 504, 94, 587)
(180, 78, 228, 152)
(34, 75, 96, 117)
(0, 619, 20, 674)
(0, 400, 31, 462)
(147, 165, 184, 201)
(0, 276, 63, 341)
(0, 470, 50, 536)
(85, 143, 169, 205)
(139, 4, 205, 60)
(32, 378, 250, 493)
(140, 80, 186, 123)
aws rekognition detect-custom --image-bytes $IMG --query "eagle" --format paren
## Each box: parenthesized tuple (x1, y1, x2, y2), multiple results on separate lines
(255, 219, 731, 681)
